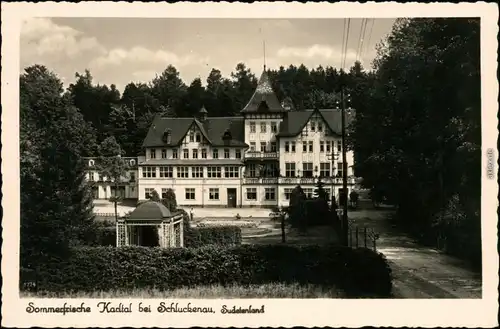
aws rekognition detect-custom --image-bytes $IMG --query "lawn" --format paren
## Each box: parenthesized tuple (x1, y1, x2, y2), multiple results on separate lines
(22, 283, 344, 298)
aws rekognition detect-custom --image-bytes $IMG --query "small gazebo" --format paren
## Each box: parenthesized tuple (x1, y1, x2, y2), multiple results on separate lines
(116, 201, 184, 248)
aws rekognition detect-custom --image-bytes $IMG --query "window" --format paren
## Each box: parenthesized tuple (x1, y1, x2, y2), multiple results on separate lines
(303, 188, 314, 199)
(318, 123, 323, 132)
(209, 188, 219, 200)
(260, 122, 267, 133)
(285, 163, 296, 177)
(246, 188, 257, 200)
(192, 166, 203, 178)
(320, 163, 330, 177)
(320, 141, 325, 152)
(291, 141, 296, 153)
(185, 188, 195, 200)
(265, 188, 276, 201)
(145, 188, 154, 199)
(337, 140, 342, 152)
(308, 141, 314, 153)
(192, 149, 198, 159)
(302, 142, 307, 153)
(189, 131, 194, 142)
(88, 172, 95, 181)
(337, 162, 344, 177)
(207, 166, 222, 178)
(150, 149, 156, 159)
(201, 148, 207, 159)
(284, 188, 293, 200)
(224, 166, 239, 178)
(224, 148, 230, 159)
(159, 166, 173, 178)
(161, 188, 168, 199)
(213, 148, 219, 159)
(270, 142, 277, 152)
(172, 149, 178, 159)
(89, 160, 95, 167)
(311, 122, 316, 131)
(247, 164, 256, 177)
(196, 133, 201, 142)
(142, 167, 156, 178)
(161, 148, 167, 158)
(260, 142, 267, 152)
(302, 162, 313, 178)
(183, 149, 189, 159)
(285, 142, 290, 152)
(271, 122, 278, 133)
(249, 122, 256, 133)
(177, 166, 189, 178)
(326, 141, 331, 153)
(250, 142, 256, 152)
(129, 172, 136, 182)
(235, 149, 241, 159)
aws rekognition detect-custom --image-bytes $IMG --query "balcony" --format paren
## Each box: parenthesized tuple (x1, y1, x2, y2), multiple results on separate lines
(245, 151, 278, 160)
(242, 176, 357, 185)
(243, 177, 278, 185)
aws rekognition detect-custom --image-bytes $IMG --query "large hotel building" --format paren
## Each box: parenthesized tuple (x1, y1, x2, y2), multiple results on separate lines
(85, 69, 356, 208)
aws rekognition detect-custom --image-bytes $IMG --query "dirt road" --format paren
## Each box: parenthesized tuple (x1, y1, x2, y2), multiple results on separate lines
(349, 209, 482, 298)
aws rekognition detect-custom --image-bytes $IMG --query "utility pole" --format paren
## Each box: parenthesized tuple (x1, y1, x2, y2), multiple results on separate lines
(340, 82, 349, 247)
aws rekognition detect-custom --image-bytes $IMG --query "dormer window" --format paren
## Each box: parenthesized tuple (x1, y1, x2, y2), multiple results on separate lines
(130, 159, 136, 166)
(222, 129, 232, 146)
(89, 160, 95, 167)
(163, 129, 172, 144)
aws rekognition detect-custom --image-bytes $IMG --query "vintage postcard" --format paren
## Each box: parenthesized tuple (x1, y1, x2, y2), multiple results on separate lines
(1, 1, 499, 328)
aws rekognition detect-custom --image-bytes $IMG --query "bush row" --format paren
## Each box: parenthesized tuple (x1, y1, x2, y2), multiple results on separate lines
(91, 221, 241, 248)
(184, 226, 242, 248)
(22, 244, 392, 297)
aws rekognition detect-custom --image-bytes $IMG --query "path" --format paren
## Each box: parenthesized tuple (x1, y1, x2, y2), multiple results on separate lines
(349, 208, 482, 298)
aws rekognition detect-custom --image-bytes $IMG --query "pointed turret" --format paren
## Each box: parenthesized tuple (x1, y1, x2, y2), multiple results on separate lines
(240, 69, 285, 114)
(199, 105, 208, 121)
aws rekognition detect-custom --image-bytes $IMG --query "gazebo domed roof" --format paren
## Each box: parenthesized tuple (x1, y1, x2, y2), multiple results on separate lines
(128, 201, 172, 220)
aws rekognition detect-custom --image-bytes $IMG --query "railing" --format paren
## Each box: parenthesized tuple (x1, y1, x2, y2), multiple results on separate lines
(242, 177, 357, 185)
(347, 218, 379, 251)
(245, 151, 279, 159)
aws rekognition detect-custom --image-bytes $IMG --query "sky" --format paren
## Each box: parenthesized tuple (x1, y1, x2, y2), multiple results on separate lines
(20, 17, 396, 93)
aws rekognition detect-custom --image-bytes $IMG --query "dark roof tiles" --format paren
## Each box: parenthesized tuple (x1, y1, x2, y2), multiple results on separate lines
(128, 201, 172, 219)
(142, 116, 248, 148)
(240, 70, 285, 113)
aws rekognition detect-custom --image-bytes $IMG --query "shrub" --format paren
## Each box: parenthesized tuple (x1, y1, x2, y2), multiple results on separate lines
(26, 244, 392, 297)
(185, 226, 242, 248)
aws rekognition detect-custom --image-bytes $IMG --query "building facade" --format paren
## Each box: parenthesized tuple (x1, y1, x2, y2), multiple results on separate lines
(86, 69, 356, 208)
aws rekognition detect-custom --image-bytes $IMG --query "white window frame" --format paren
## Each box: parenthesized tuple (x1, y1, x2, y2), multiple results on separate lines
(246, 188, 257, 200)
(185, 188, 195, 200)
(207, 166, 222, 178)
(265, 188, 276, 201)
(177, 166, 189, 178)
(209, 188, 219, 200)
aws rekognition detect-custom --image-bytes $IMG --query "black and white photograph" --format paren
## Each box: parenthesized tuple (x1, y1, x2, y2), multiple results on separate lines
(2, 2, 498, 328)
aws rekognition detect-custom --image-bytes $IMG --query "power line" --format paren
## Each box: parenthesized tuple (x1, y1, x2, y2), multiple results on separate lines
(363, 18, 376, 61)
(342, 18, 351, 70)
(340, 18, 347, 70)
(356, 18, 368, 62)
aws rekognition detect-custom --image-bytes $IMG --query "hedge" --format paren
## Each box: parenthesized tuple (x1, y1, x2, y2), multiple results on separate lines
(92, 222, 241, 248)
(22, 244, 392, 297)
(184, 226, 242, 248)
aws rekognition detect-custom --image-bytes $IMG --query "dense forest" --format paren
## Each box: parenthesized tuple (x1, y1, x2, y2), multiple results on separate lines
(20, 18, 481, 269)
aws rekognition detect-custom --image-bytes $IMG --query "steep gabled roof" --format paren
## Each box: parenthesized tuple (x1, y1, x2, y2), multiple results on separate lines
(240, 69, 286, 113)
(277, 109, 355, 137)
(142, 115, 248, 148)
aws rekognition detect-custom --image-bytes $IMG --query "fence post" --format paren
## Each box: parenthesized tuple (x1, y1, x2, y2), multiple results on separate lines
(355, 226, 359, 248)
(364, 227, 367, 248)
